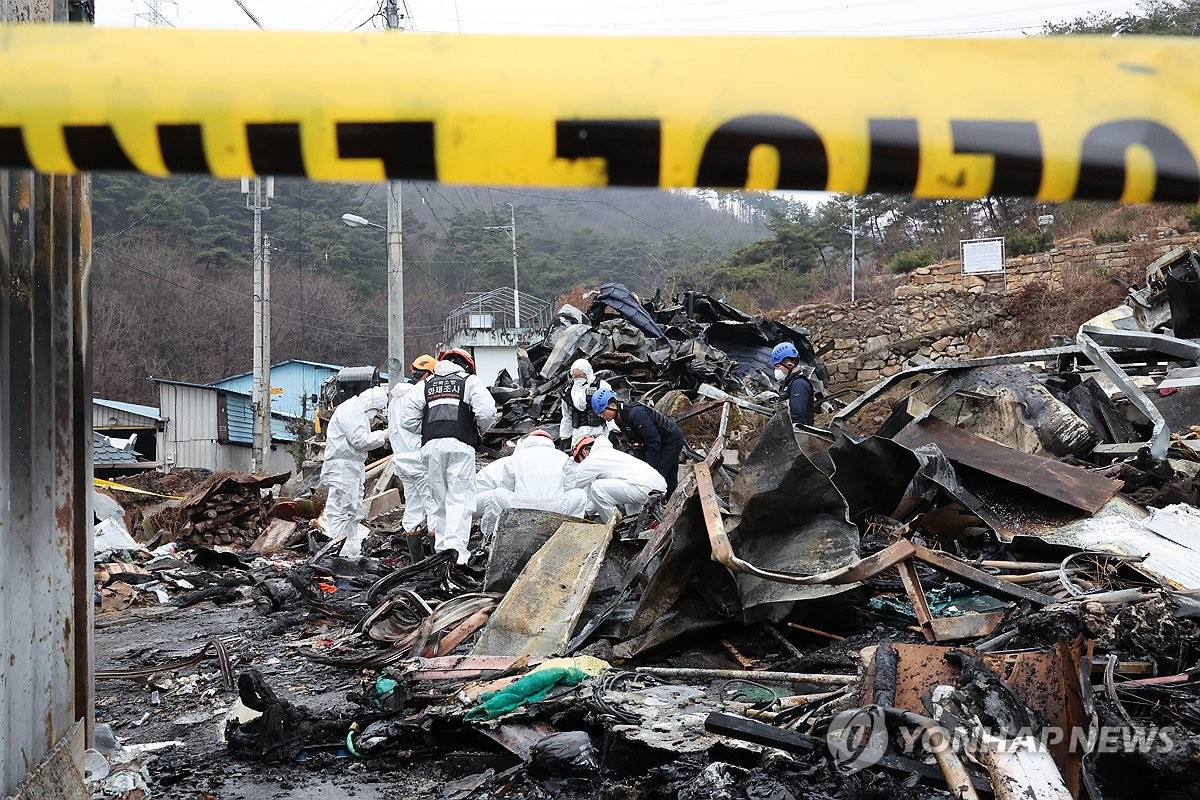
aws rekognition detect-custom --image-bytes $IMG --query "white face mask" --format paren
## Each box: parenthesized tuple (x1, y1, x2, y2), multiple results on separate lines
(573, 376, 587, 384)
(774, 368, 787, 381)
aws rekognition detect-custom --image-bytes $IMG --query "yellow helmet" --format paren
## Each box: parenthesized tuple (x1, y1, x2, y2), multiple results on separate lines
(409, 354, 437, 375)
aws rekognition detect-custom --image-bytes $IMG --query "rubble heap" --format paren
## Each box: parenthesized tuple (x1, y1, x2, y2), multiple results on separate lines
(88, 257, 1200, 800)
(487, 284, 826, 438)
(171, 471, 289, 549)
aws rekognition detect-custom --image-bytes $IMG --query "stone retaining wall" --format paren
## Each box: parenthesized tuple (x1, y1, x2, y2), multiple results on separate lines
(897, 233, 1200, 297)
(779, 234, 1200, 393)
(778, 291, 1012, 390)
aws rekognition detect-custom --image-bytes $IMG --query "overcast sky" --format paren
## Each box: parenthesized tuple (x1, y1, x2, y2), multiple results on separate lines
(97, 0, 1147, 36)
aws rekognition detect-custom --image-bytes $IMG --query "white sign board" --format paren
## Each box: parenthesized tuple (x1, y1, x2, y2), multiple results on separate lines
(961, 237, 1006, 275)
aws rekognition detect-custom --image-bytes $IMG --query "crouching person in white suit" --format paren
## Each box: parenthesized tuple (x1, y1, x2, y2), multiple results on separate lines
(567, 435, 666, 520)
(480, 431, 588, 537)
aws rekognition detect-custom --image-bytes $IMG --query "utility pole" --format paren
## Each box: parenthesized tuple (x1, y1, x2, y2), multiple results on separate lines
(244, 176, 274, 473)
(850, 196, 857, 303)
(384, 0, 404, 388)
(507, 203, 519, 325)
(484, 202, 520, 325)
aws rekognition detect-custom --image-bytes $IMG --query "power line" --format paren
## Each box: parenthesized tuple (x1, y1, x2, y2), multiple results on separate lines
(320, 0, 373, 30)
(314, 183, 377, 262)
(412, 183, 450, 237)
(482, 187, 713, 255)
(95, 249, 390, 340)
(95, 178, 197, 250)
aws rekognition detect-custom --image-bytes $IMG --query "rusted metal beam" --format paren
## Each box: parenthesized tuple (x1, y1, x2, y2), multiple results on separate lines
(898, 560, 936, 643)
(0, 2, 93, 788)
(910, 543, 1056, 606)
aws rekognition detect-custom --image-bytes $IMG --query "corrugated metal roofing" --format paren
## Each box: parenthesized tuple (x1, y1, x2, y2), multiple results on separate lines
(209, 360, 342, 419)
(154, 377, 300, 444)
(94, 398, 161, 422)
(214, 358, 343, 381)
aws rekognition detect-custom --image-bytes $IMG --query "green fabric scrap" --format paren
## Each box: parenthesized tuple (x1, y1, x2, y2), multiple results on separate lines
(465, 667, 589, 721)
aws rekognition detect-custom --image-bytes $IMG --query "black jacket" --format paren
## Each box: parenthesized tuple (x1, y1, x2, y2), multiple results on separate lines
(616, 402, 683, 459)
(782, 372, 815, 426)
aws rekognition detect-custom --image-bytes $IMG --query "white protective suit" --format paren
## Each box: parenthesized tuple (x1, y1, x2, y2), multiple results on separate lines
(480, 435, 588, 537)
(567, 438, 667, 520)
(388, 382, 433, 533)
(321, 386, 390, 557)
(559, 358, 614, 447)
(475, 456, 512, 538)
(398, 360, 498, 562)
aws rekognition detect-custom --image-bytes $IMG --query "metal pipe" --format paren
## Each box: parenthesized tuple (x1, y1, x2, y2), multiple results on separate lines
(883, 708, 981, 800)
(634, 667, 857, 686)
(977, 560, 1065, 571)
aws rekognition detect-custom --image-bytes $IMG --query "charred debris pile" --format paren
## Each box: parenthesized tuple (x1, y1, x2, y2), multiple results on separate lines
(484, 284, 828, 443)
(90, 263, 1200, 799)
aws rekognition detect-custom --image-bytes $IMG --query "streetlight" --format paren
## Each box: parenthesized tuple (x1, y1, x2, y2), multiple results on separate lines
(341, 213, 382, 230)
(483, 202, 520, 326)
(341, 198, 403, 390)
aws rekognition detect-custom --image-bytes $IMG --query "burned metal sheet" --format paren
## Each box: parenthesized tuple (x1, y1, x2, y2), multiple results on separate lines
(473, 516, 616, 658)
(899, 365, 1100, 458)
(587, 283, 666, 339)
(483, 509, 589, 594)
(1065, 378, 1139, 444)
(862, 642, 1086, 796)
(616, 494, 735, 658)
(827, 434, 920, 524)
(1014, 501, 1200, 591)
(725, 413, 860, 612)
(894, 416, 1121, 515)
(538, 323, 596, 379)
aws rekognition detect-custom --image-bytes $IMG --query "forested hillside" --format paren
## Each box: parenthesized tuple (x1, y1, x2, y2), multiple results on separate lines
(90, 177, 773, 401)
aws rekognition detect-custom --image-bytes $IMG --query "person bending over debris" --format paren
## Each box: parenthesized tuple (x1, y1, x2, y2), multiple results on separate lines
(398, 348, 497, 563)
(559, 358, 613, 448)
(771, 342, 815, 427)
(475, 453, 513, 544)
(321, 385, 390, 558)
(387, 355, 438, 560)
(480, 431, 588, 537)
(592, 388, 685, 496)
(568, 435, 666, 520)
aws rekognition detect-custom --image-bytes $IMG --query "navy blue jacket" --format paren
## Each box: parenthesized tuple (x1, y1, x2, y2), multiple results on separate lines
(782, 372, 815, 426)
(616, 402, 683, 460)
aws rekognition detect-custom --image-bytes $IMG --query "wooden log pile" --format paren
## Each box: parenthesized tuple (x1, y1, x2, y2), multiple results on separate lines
(177, 471, 290, 549)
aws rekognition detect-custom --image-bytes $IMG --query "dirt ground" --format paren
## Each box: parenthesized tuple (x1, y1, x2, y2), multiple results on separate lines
(96, 601, 445, 799)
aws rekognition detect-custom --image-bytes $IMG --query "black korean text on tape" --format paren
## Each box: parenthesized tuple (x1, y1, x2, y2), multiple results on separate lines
(1, 27, 1199, 202)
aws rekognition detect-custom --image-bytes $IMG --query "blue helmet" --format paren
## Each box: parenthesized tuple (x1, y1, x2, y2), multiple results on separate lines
(591, 387, 618, 415)
(771, 342, 800, 366)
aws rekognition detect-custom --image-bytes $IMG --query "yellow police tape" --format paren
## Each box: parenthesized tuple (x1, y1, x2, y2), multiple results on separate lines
(94, 477, 184, 500)
(1, 26, 1199, 202)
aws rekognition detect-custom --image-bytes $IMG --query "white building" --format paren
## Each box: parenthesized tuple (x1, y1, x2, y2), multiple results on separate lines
(443, 287, 551, 386)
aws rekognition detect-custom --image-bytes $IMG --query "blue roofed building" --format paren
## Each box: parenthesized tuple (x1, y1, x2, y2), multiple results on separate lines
(208, 359, 342, 419)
